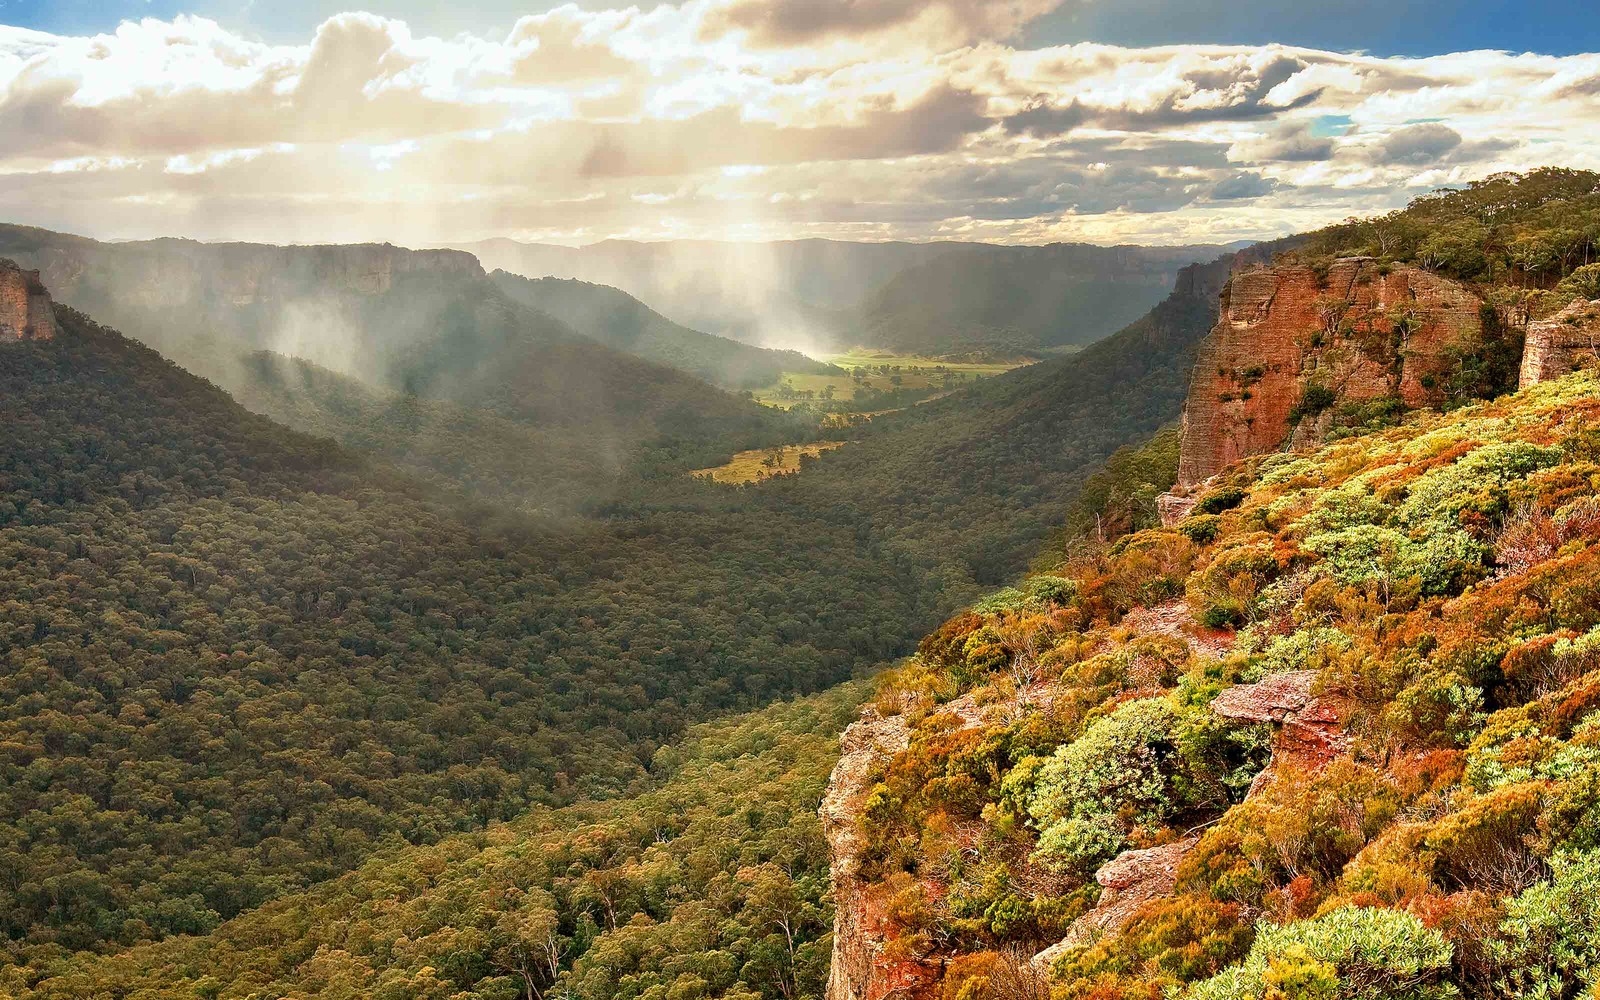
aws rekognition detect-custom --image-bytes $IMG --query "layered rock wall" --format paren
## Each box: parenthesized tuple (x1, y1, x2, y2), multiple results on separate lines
(1521, 298, 1600, 388)
(821, 707, 950, 1000)
(0, 259, 56, 341)
(1175, 258, 1482, 486)
(23, 239, 483, 311)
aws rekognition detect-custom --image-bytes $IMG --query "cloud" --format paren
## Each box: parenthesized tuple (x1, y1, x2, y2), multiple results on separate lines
(0, 10, 1597, 247)
(1002, 51, 1323, 136)
(1234, 122, 1336, 162)
(700, 0, 1063, 48)
(1209, 171, 1278, 200)
(1373, 122, 1463, 164)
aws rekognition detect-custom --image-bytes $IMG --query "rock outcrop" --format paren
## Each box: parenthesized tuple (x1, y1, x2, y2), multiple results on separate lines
(822, 690, 1022, 1000)
(1211, 670, 1348, 795)
(1175, 258, 1482, 487)
(821, 708, 940, 1000)
(1032, 838, 1198, 969)
(0, 259, 56, 341)
(1521, 298, 1600, 388)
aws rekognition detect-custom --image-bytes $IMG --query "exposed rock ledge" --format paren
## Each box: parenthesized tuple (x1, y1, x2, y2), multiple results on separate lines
(0, 258, 55, 342)
(821, 707, 921, 1000)
(1176, 257, 1481, 487)
(1521, 298, 1600, 388)
(1032, 838, 1198, 971)
(1211, 669, 1348, 795)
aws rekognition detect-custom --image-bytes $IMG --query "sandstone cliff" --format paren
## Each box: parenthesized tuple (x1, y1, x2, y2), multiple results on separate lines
(2, 228, 482, 312)
(822, 707, 950, 1000)
(0, 259, 56, 341)
(1175, 258, 1482, 487)
(1521, 298, 1600, 388)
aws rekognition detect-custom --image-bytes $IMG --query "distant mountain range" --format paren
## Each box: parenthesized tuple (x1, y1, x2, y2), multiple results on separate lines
(453, 236, 1248, 355)
(0, 224, 818, 391)
(0, 223, 811, 513)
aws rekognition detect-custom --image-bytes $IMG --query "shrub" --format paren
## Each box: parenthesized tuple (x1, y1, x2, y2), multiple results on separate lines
(973, 588, 1029, 615)
(1186, 906, 1455, 1000)
(1187, 538, 1283, 628)
(1249, 627, 1351, 681)
(1180, 514, 1222, 545)
(1049, 894, 1252, 989)
(1423, 781, 1546, 894)
(1290, 383, 1340, 425)
(1027, 699, 1182, 873)
(1022, 575, 1077, 606)
(1488, 848, 1600, 998)
(1557, 263, 1600, 301)
(1382, 670, 1485, 748)
(917, 613, 985, 672)
(1303, 525, 1485, 596)
(1196, 487, 1249, 516)
(1398, 442, 1564, 531)
(961, 627, 1009, 680)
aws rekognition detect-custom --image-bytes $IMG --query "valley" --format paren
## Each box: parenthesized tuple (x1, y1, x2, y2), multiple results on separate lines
(748, 350, 1031, 413)
(691, 441, 851, 483)
(4, 3, 1599, 994)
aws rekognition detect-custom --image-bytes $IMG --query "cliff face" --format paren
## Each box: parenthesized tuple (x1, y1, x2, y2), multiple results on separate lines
(1176, 258, 1482, 486)
(21, 236, 483, 311)
(0, 259, 56, 341)
(1521, 298, 1600, 387)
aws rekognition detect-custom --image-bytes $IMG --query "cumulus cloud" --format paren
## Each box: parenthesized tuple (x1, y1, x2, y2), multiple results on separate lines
(1234, 121, 1337, 162)
(0, 6, 1597, 246)
(1373, 122, 1463, 164)
(700, 0, 1063, 48)
(1003, 51, 1324, 136)
(1209, 171, 1278, 200)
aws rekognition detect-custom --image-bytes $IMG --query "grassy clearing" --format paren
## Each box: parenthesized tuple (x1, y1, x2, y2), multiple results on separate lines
(691, 441, 850, 483)
(750, 349, 1031, 411)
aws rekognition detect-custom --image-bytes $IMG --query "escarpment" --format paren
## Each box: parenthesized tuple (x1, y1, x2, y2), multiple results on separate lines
(0, 259, 56, 341)
(1175, 257, 1482, 487)
(0, 227, 484, 311)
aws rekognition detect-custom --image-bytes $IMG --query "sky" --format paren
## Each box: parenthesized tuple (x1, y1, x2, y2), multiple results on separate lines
(0, 0, 1596, 246)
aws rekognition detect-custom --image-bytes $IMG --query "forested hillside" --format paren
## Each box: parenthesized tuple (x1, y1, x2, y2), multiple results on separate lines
(489, 271, 835, 389)
(780, 254, 1233, 583)
(852, 244, 1220, 353)
(0, 685, 866, 1000)
(0, 225, 813, 508)
(0, 308, 925, 952)
(0, 237, 1232, 965)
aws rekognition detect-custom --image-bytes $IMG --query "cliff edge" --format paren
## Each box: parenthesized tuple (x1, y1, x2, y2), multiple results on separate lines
(0, 259, 56, 341)
(1175, 257, 1481, 487)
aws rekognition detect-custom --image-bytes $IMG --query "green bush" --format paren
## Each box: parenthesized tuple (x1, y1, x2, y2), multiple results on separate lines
(1303, 525, 1485, 596)
(1558, 263, 1600, 301)
(1398, 442, 1564, 529)
(1290, 383, 1339, 424)
(1197, 487, 1249, 515)
(1187, 906, 1454, 1000)
(1024, 574, 1078, 605)
(1181, 514, 1223, 544)
(1028, 698, 1182, 872)
(1490, 848, 1600, 998)
(973, 588, 1029, 615)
